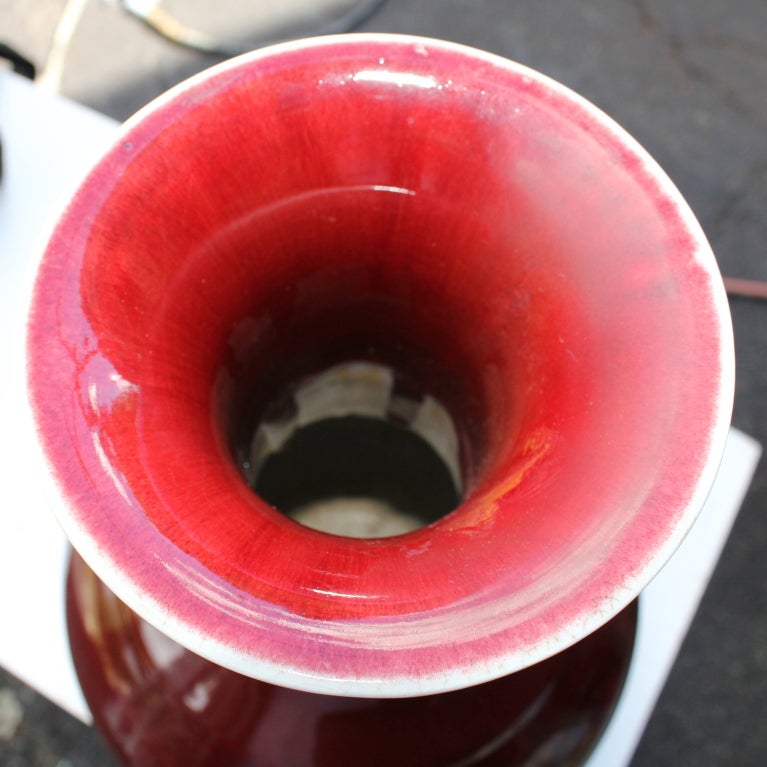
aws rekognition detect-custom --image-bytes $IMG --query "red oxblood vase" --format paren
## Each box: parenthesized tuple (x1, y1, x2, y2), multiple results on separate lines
(26, 34, 733, 766)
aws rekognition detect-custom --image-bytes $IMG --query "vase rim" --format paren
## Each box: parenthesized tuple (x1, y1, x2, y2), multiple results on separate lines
(27, 32, 733, 697)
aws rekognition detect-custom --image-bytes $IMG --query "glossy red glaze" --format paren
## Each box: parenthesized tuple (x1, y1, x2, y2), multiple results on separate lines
(67, 552, 636, 767)
(27, 35, 732, 695)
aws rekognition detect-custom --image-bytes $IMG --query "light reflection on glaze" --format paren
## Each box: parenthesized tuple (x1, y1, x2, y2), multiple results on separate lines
(352, 70, 439, 89)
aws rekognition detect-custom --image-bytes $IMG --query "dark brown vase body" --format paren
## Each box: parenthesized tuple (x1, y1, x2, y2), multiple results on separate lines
(68, 553, 636, 767)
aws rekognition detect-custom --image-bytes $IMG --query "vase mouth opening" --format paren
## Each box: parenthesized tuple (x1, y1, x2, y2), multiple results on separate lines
(234, 360, 463, 538)
(201, 206, 511, 540)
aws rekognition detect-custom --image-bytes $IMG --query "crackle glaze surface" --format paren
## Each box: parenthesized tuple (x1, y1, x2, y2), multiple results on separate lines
(27, 34, 732, 696)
